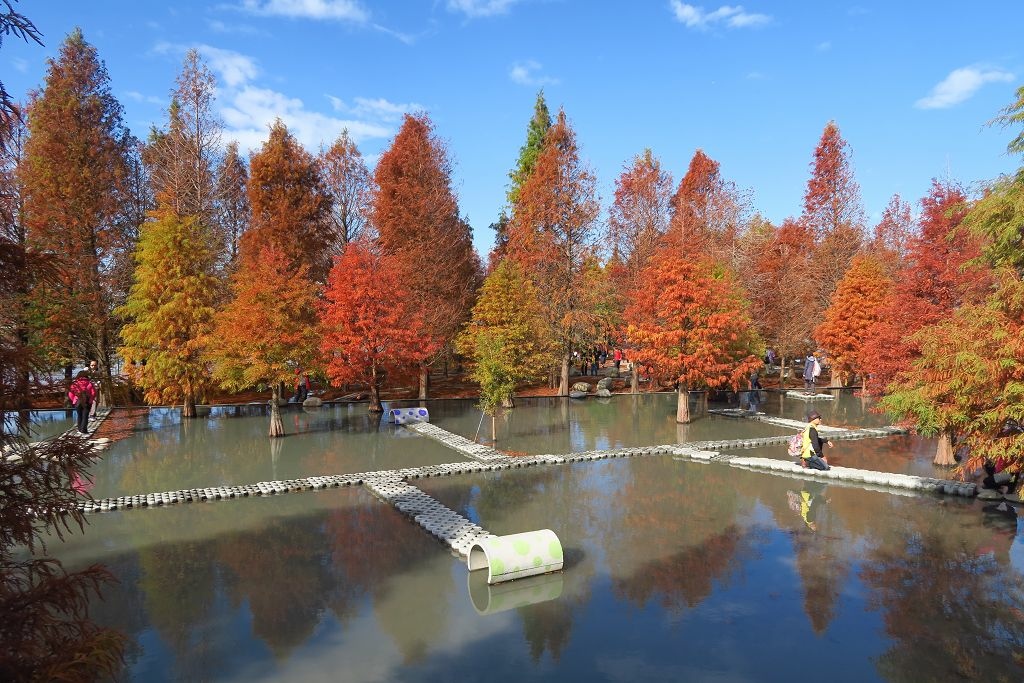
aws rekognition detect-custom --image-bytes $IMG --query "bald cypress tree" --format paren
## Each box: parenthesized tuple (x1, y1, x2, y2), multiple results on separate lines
(20, 28, 135, 405)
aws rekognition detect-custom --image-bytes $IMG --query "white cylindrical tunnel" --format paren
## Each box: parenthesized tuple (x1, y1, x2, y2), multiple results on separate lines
(467, 529, 563, 584)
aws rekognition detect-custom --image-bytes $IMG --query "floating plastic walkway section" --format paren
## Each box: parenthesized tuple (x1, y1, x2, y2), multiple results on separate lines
(71, 406, 987, 583)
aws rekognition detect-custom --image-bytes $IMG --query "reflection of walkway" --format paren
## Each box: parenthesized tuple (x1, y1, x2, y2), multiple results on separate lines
(74, 415, 988, 577)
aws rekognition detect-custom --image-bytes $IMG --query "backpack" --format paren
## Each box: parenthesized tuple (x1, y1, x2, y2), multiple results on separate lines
(787, 433, 803, 457)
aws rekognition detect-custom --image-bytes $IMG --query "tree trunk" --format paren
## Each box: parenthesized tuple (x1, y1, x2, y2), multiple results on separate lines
(368, 365, 383, 413)
(676, 384, 691, 424)
(830, 368, 843, 388)
(501, 394, 515, 409)
(558, 354, 570, 396)
(491, 415, 496, 443)
(934, 432, 955, 467)
(183, 393, 196, 418)
(268, 384, 285, 437)
(780, 357, 787, 389)
(418, 363, 429, 400)
(630, 366, 639, 394)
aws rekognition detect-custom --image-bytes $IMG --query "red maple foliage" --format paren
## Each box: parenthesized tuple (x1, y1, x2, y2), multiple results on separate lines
(665, 149, 745, 263)
(320, 242, 433, 412)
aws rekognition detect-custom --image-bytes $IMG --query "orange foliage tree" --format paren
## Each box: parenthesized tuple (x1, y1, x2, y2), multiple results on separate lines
(870, 193, 914, 273)
(372, 113, 478, 398)
(813, 254, 891, 387)
(320, 242, 431, 413)
(319, 129, 374, 252)
(246, 119, 332, 283)
(801, 121, 865, 311)
(505, 109, 601, 395)
(623, 249, 761, 422)
(208, 244, 321, 436)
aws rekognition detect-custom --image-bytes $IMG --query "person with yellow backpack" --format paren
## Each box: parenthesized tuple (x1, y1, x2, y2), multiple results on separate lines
(801, 410, 833, 470)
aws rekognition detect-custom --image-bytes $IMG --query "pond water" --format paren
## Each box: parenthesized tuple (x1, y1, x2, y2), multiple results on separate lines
(34, 393, 1024, 681)
(3, 408, 75, 440)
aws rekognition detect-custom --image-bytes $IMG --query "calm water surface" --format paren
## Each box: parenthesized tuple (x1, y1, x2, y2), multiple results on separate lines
(37, 395, 1024, 681)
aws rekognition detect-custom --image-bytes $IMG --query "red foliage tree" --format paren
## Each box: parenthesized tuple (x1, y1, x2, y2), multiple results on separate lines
(801, 121, 865, 311)
(623, 248, 761, 422)
(861, 179, 989, 396)
(320, 242, 432, 412)
(372, 113, 479, 398)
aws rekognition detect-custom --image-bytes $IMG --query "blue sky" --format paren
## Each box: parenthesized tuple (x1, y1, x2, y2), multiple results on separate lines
(4, 1, 1023, 258)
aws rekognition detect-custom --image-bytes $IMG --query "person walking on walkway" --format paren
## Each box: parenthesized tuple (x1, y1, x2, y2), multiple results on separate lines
(68, 371, 97, 435)
(803, 353, 817, 393)
(801, 410, 833, 470)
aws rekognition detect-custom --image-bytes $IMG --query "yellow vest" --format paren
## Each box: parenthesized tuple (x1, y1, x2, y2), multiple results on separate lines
(801, 424, 814, 459)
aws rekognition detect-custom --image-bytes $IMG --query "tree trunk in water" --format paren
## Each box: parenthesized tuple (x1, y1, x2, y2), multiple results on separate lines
(934, 432, 955, 466)
(830, 368, 843, 388)
(630, 366, 639, 394)
(491, 415, 496, 443)
(268, 384, 285, 437)
(501, 394, 515, 409)
(676, 384, 691, 423)
(418, 363, 429, 400)
(183, 393, 196, 418)
(369, 365, 384, 413)
(780, 357, 787, 389)
(558, 355, 570, 396)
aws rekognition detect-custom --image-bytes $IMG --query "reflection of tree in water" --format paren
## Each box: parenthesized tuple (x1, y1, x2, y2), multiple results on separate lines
(602, 458, 754, 612)
(216, 513, 333, 659)
(324, 497, 460, 664)
(439, 464, 599, 663)
(760, 480, 850, 634)
(860, 502, 1024, 681)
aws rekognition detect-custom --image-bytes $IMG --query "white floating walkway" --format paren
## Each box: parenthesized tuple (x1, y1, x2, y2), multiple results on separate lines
(709, 408, 849, 434)
(403, 421, 506, 461)
(784, 391, 836, 401)
(3, 408, 114, 462)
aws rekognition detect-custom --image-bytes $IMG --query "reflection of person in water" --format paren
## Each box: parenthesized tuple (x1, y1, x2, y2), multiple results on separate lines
(980, 503, 1018, 565)
(789, 482, 829, 531)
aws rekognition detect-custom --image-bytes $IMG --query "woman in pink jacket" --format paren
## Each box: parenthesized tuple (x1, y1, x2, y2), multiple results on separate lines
(68, 371, 97, 435)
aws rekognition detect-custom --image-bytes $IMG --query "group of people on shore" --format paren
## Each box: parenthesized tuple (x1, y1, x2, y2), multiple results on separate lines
(67, 360, 98, 435)
(572, 347, 627, 377)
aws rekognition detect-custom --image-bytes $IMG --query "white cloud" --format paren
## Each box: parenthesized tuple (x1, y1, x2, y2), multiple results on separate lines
(327, 95, 422, 122)
(915, 66, 1015, 110)
(669, 1, 770, 29)
(447, 0, 521, 18)
(196, 45, 261, 88)
(207, 19, 263, 35)
(238, 0, 369, 22)
(509, 60, 559, 87)
(151, 41, 403, 153)
(124, 90, 164, 105)
(12, 57, 28, 73)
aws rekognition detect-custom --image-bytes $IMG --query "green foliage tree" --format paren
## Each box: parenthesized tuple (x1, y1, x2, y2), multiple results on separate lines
(456, 260, 546, 419)
(118, 210, 219, 417)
